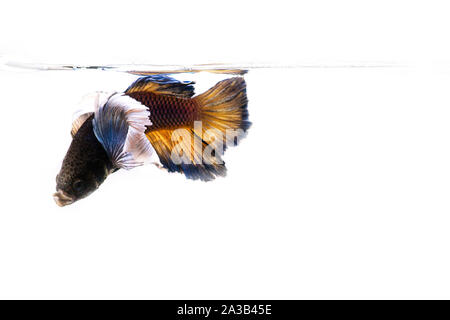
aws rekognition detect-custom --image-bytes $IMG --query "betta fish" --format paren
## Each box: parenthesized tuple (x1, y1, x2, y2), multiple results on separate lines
(53, 75, 250, 206)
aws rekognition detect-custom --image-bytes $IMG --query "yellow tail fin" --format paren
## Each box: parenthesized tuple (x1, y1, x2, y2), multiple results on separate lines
(193, 77, 250, 152)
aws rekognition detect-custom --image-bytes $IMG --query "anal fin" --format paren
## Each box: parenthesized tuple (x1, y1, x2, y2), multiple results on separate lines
(146, 128, 226, 181)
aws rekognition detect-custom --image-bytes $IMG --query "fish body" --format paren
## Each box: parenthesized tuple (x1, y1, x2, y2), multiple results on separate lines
(54, 76, 250, 206)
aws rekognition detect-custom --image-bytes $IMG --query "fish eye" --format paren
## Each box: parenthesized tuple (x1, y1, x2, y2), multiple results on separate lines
(72, 179, 85, 193)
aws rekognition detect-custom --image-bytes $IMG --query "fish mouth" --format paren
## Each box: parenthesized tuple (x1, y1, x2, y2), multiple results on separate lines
(53, 190, 74, 207)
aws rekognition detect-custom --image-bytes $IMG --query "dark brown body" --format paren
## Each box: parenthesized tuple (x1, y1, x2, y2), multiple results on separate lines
(54, 115, 113, 206)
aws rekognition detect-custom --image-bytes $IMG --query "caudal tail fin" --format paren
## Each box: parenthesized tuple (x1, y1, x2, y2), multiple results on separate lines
(193, 77, 251, 151)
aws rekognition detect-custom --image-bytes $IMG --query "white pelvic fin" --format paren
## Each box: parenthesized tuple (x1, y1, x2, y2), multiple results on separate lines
(92, 93, 159, 169)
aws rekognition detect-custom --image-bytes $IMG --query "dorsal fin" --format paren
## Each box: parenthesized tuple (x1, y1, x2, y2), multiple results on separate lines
(124, 75, 195, 98)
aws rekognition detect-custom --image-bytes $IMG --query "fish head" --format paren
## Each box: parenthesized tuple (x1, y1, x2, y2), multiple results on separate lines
(54, 116, 114, 207)
(54, 157, 111, 207)
(53, 90, 151, 207)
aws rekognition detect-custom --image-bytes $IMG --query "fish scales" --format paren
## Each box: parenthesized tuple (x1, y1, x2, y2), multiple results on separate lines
(128, 92, 199, 130)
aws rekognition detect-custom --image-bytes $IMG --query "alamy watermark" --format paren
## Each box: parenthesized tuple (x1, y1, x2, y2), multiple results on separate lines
(170, 121, 245, 165)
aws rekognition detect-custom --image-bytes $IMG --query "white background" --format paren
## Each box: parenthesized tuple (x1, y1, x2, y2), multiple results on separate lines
(1, 0, 450, 299)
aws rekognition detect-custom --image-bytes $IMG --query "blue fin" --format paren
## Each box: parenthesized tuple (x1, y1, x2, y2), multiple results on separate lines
(92, 94, 154, 170)
(164, 161, 227, 182)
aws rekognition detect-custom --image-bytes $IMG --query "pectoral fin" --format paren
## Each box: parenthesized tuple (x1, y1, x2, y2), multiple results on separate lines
(92, 93, 159, 169)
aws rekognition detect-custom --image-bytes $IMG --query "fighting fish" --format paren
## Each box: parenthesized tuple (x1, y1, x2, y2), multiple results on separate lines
(54, 75, 250, 206)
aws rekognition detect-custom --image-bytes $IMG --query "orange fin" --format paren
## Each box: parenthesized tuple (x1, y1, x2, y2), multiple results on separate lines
(193, 77, 250, 152)
(146, 128, 226, 181)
